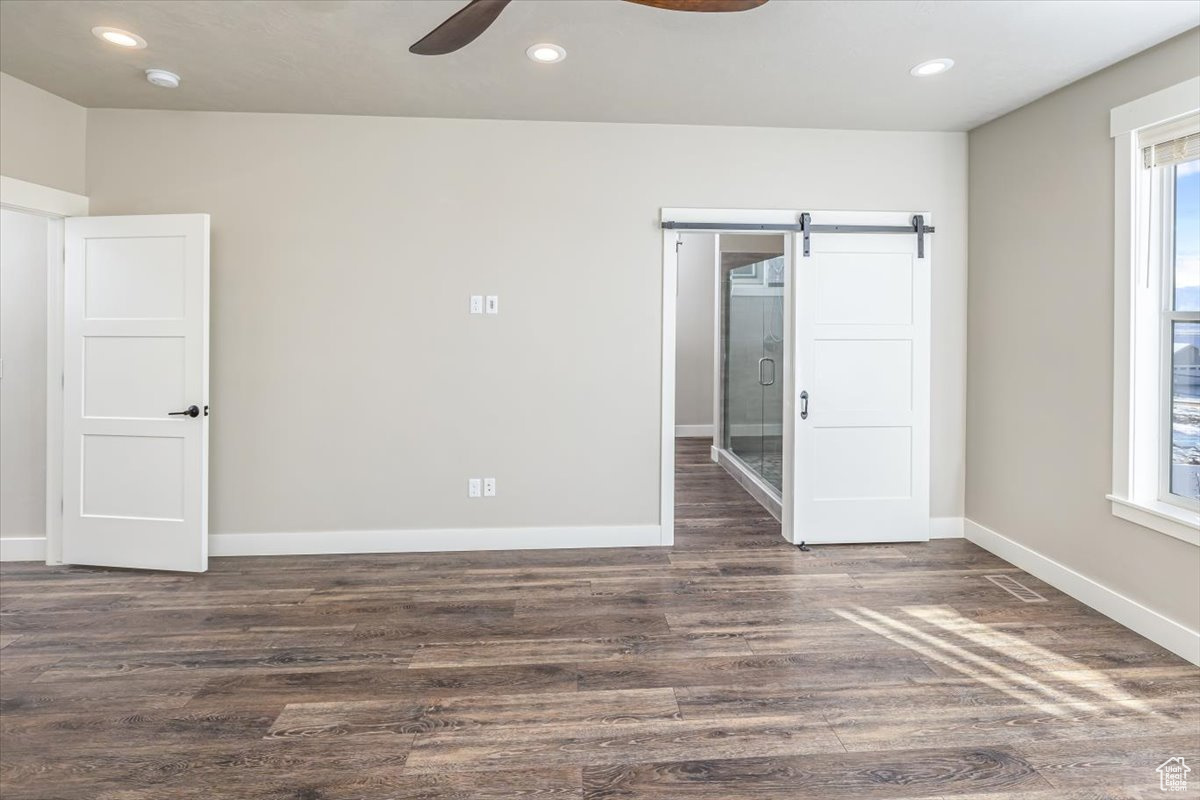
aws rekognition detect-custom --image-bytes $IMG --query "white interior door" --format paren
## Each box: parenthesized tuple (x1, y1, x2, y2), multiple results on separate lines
(790, 212, 930, 543)
(62, 214, 210, 571)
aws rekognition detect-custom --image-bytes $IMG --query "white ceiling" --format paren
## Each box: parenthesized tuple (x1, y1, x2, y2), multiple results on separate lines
(1, 0, 1196, 131)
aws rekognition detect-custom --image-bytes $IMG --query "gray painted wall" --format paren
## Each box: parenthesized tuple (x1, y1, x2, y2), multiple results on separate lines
(0, 72, 86, 194)
(967, 28, 1200, 631)
(0, 208, 48, 541)
(80, 111, 968, 538)
(674, 233, 715, 430)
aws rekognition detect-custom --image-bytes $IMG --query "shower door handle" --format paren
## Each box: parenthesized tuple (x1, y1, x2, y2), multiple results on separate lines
(758, 357, 776, 386)
(800, 391, 809, 419)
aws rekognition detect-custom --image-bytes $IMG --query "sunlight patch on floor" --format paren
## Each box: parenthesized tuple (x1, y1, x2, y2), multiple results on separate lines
(900, 605, 1151, 714)
(833, 606, 1088, 715)
(845, 606, 1171, 727)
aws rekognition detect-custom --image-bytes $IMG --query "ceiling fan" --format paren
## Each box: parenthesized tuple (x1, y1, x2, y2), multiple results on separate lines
(410, 0, 768, 55)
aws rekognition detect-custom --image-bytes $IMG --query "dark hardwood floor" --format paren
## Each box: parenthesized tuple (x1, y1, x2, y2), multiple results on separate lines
(2, 438, 1197, 799)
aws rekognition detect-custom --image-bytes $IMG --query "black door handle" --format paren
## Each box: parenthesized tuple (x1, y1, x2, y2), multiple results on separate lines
(169, 405, 201, 418)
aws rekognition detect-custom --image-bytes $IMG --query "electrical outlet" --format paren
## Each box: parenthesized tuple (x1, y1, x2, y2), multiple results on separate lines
(483, 477, 496, 497)
(485, 295, 499, 315)
(469, 295, 484, 314)
(468, 478, 482, 498)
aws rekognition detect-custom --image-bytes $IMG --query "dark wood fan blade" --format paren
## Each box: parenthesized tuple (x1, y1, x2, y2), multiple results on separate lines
(409, 0, 513, 55)
(622, 0, 767, 11)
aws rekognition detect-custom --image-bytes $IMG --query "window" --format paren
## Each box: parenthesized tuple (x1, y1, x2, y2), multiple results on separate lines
(1109, 82, 1200, 546)
(1166, 160, 1199, 505)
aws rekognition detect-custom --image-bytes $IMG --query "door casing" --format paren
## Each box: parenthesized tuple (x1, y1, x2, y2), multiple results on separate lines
(661, 208, 800, 545)
(0, 175, 89, 565)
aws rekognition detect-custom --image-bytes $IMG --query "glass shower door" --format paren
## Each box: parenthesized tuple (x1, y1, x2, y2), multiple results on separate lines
(761, 267, 785, 492)
(722, 251, 785, 494)
(724, 284, 765, 476)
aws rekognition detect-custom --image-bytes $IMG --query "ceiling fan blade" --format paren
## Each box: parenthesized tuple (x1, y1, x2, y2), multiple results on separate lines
(622, 0, 767, 11)
(409, 0, 513, 55)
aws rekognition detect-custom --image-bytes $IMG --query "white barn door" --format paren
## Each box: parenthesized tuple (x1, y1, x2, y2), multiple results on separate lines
(790, 212, 930, 543)
(62, 214, 210, 572)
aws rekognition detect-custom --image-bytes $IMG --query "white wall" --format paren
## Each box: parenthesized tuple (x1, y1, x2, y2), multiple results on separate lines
(968, 28, 1200, 632)
(0, 72, 86, 194)
(674, 233, 715, 432)
(0, 208, 48, 542)
(83, 110, 968, 541)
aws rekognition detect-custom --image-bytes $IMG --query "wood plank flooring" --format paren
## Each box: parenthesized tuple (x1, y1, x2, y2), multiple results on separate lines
(1, 437, 1197, 799)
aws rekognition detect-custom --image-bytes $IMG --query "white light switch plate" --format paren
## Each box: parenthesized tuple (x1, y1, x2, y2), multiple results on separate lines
(469, 296, 484, 314)
(468, 478, 482, 498)
(485, 295, 499, 315)
(483, 477, 496, 497)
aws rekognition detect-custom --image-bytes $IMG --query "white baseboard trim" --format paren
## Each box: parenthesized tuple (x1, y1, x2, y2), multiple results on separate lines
(965, 519, 1200, 666)
(929, 516, 964, 539)
(0, 536, 46, 562)
(675, 424, 714, 438)
(211, 525, 664, 557)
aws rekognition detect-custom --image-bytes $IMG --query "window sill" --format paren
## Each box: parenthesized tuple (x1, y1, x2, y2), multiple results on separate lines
(1108, 495, 1200, 546)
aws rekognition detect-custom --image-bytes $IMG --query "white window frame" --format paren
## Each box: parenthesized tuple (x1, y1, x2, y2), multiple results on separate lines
(1109, 77, 1200, 546)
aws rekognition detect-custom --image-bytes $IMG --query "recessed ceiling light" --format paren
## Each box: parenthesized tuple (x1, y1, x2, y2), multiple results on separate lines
(92, 26, 147, 49)
(145, 69, 180, 88)
(526, 43, 566, 64)
(910, 58, 954, 77)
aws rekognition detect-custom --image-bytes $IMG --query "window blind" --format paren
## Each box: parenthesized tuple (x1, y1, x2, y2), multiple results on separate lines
(1140, 112, 1200, 168)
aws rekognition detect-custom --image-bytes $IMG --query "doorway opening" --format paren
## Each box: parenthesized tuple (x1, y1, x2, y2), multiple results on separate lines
(671, 229, 788, 539)
(661, 208, 933, 548)
(717, 234, 786, 520)
(0, 208, 50, 554)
